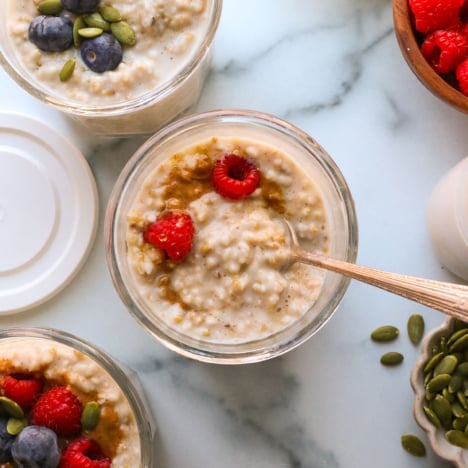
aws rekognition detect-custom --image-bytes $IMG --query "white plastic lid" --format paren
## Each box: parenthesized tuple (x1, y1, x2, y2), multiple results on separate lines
(0, 112, 98, 314)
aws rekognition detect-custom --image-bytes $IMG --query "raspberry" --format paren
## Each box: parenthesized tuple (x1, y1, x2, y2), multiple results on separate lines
(30, 386, 82, 437)
(144, 212, 195, 262)
(456, 58, 468, 95)
(60, 438, 111, 468)
(2, 375, 42, 408)
(212, 153, 260, 200)
(409, 0, 464, 33)
(421, 29, 468, 73)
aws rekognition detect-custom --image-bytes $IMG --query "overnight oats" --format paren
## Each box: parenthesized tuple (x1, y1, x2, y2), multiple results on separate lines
(106, 110, 358, 363)
(0, 0, 221, 134)
(126, 138, 330, 343)
(0, 328, 154, 467)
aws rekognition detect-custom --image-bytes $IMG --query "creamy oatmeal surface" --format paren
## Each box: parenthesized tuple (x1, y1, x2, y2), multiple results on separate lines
(7, 0, 209, 105)
(126, 137, 330, 343)
(0, 338, 140, 467)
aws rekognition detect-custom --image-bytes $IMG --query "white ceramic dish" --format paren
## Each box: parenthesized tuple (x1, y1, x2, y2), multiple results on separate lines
(410, 317, 468, 467)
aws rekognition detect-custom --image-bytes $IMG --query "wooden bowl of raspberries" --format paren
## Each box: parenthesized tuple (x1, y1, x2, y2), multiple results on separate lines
(393, 0, 468, 112)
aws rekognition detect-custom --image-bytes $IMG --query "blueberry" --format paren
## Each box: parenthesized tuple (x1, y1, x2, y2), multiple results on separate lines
(11, 426, 61, 468)
(28, 15, 73, 52)
(0, 416, 15, 463)
(80, 33, 122, 73)
(61, 0, 100, 14)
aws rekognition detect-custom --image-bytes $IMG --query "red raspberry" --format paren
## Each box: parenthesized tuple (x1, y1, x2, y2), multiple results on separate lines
(2, 374, 42, 408)
(30, 386, 83, 437)
(409, 0, 464, 33)
(456, 58, 468, 95)
(421, 29, 468, 73)
(60, 438, 111, 468)
(144, 212, 195, 262)
(212, 153, 260, 200)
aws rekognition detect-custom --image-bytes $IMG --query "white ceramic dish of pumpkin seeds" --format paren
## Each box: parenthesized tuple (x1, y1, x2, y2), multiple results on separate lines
(410, 317, 468, 467)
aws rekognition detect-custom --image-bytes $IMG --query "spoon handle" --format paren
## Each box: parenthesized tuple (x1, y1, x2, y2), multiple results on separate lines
(295, 249, 468, 321)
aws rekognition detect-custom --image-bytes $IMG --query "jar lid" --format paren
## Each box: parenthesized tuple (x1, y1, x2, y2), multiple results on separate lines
(0, 112, 98, 314)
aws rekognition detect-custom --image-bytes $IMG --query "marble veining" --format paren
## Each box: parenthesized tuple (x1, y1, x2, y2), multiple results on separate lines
(1, 0, 468, 466)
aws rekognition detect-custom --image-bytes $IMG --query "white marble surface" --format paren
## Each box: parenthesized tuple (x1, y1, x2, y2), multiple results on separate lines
(1, 0, 468, 466)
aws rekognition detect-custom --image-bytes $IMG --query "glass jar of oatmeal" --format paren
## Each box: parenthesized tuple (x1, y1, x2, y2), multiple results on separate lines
(0, 0, 222, 135)
(105, 109, 359, 364)
(0, 327, 156, 467)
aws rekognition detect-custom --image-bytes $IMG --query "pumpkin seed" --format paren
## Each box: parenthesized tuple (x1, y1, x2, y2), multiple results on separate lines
(457, 362, 468, 376)
(446, 429, 468, 448)
(84, 13, 110, 32)
(452, 401, 466, 418)
(432, 394, 452, 428)
(37, 0, 63, 15)
(401, 434, 426, 457)
(370, 325, 399, 343)
(448, 328, 468, 346)
(443, 387, 456, 402)
(441, 336, 448, 354)
(99, 5, 122, 22)
(0, 397, 24, 418)
(78, 27, 103, 39)
(81, 401, 101, 431)
(434, 354, 458, 377)
(449, 333, 468, 353)
(423, 351, 444, 374)
(7, 417, 27, 436)
(453, 414, 468, 431)
(426, 373, 451, 394)
(458, 391, 468, 410)
(407, 314, 424, 345)
(380, 351, 404, 366)
(423, 406, 442, 428)
(449, 374, 464, 393)
(111, 21, 136, 46)
(59, 58, 76, 82)
(73, 16, 86, 46)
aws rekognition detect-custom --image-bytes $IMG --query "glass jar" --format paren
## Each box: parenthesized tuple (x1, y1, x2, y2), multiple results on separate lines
(0, 0, 222, 135)
(105, 109, 359, 364)
(0, 327, 156, 467)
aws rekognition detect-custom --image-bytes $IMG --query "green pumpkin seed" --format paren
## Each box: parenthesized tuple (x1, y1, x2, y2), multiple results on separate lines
(443, 387, 456, 402)
(0, 397, 24, 418)
(7, 417, 27, 436)
(380, 351, 404, 366)
(59, 58, 76, 82)
(370, 325, 399, 343)
(446, 429, 468, 448)
(423, 351, 444, 374)
(81, 401, 101, 431)
(432, 394, 452, 428)
(450, 374, 465, 393)
(78, 27, 103, 39)
(452, 401, 467, 418)
(401, 434, 426, 457)
(458, 391, 468, 410)
(84, 13, 110, 32)
(457, 362, 468, 377)
(441, 336, 448, 354)
(111, 21, 136, 46)
(448, 328, 468, 346)
(453, 414, 468, 431)
(426, 388, 435, 401)
(449, 333, 468, 353)
(99, 5, 122, 22)
(434, 355, 458, 377)
(426, 373, 451, 394)
(407, 314, 425, 345)
(423, 406, 442, 428)
(37, 0, 63, 15)
(73, 16, 87, 46)
(424, 371, 433, 386)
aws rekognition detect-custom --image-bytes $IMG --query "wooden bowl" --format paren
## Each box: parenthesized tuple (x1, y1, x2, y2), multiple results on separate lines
(393, 0, 468, 113)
